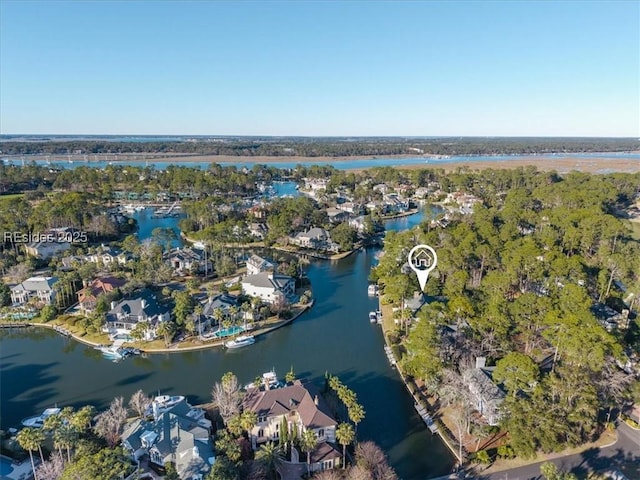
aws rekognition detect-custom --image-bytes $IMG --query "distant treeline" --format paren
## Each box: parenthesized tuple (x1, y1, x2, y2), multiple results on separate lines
(2, 137, 638, 157)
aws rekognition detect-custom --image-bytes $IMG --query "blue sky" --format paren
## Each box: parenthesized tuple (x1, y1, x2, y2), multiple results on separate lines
(1, 0, 638, 136)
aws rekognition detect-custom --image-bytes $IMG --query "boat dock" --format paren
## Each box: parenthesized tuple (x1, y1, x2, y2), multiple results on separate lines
(383, 345, 397, 366)
(414, 402, 439, 433)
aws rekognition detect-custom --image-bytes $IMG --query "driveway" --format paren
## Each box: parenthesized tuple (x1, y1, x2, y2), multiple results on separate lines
(475, 422, 640, 480)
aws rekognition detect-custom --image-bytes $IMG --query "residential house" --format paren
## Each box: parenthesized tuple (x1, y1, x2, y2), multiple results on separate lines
(76, 276, 126, 314)
(383, 194, 410, 214)
(104, 290, 170, 340)
(86, 244, 132, 266)
(303, 178, 328, 193)
(348, 215, 367, 233)
(291, 228, 339, 252)
(242, 272, 295, 305)
(336, 202, 363, 215)
(163, 247, 211, 276)
(243, 379, 341, 472)
(24, 228, 73, 260)
(463, 368, 505, 426)
(246, 254, 275, 276)
(326, 207, 348, 224)
(591, 303, 631, 331)
(248, 222, 268, 240)
(10, 276, 58, 306)
(201, 293, 240, 330)
(122, 396, 213, 480)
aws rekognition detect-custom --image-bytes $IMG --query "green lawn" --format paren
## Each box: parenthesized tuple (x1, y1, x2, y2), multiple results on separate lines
(0, 193, 24, 201)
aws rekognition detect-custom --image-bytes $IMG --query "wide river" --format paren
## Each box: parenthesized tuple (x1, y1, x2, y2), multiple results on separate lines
(0, 211, 455, 479)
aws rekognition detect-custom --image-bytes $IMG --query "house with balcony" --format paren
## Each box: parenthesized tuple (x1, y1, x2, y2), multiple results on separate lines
(242, 272, 295, 305)
(122, 396, 213, 480)
(76, 276, 126, 314)
(163, 247, 211, 276)
(85, 244, 132, 266)
(104, 290, 170, 341)
(10, 276, 58, 307)
(463, 367, 505, 426)
(243, 379, 341, 472)
(246, 254, 275, 276)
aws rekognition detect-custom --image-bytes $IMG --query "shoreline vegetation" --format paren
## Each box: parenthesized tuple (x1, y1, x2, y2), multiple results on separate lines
(5, 152, 638, 173)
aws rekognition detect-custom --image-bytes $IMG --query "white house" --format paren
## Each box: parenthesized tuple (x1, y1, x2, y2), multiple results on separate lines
(104, 290, 170, 340)
(242, 272, 295, 305)
(86, 244, 131, 265)
(243, 379, 341, 472)
(246, 254, 275, 276)
(10, 276, 58, 306)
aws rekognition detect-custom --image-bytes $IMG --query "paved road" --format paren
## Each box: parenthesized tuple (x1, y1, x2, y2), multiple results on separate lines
(477, 422, 640, 480)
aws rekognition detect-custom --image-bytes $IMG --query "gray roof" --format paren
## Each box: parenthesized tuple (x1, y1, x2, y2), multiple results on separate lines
(295, 227, 329, 241)
(247, 254, 274, 270)
(11, 276, 58, 293)
(242, 272, 294, 290)
(244, 380, 337, 430)
(202, 294, 238, 317)
(122, 399, 213, 479)
(106, 289, 168, 324)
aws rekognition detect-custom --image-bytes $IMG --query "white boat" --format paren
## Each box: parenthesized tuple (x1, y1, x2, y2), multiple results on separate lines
(21, 407, 61, 428)
(369, 312, 378, 323)
(95, 345, 124, 359)
(225, 335, 255, 349)
(367, 284, 379, 296)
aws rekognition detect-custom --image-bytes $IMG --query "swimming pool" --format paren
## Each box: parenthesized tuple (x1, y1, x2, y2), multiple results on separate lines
(0, 456, 14, 476)
(213, 326, 244, 338)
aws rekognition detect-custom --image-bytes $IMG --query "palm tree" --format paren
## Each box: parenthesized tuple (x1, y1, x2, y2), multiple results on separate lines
(255, 441, 284, 480)
(16, 427, 45, 479)
(335, 422, 355, 469)
(156, 321, 175, 347)
(54, 423, 77, 462)
(348, 402, 365, 438)
(300, 429, 318, 476)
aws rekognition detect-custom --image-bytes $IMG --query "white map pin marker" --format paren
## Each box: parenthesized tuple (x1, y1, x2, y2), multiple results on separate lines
(407, 244, 438, 291)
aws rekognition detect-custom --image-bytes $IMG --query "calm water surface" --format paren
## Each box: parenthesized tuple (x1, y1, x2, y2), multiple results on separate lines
(0, 211, 453, 479)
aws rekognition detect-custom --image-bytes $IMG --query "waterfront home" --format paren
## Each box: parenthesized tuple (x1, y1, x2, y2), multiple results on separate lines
(291, 227, 339, 252)
(243, 379, 342, 472)
(383, 193, 410, 213)
(104, 290, 170, 341)
(201, 293, 240, 328)
(462, 368, 505, 426)
(10, 276, 58, 306)
(163, 247, 211, 276)
(246, 254, 275, 276)
(122, 396, 213, 480)
(242, 272, 295, 305)
(76, 276, 126, 314)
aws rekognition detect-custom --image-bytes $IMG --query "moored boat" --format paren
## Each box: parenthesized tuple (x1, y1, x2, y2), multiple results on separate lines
(369, 311, 378, 323)
(21, 407, 61, 428)
(224, 335, 255, 349)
